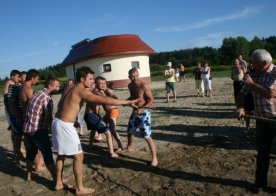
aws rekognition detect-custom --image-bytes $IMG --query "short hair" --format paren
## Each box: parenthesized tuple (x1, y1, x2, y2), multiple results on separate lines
(44, 76, 59, 88)
(26, 69, 39, 81)
(251, 49, 272, 63)
(20, 71, 27, 76)
(76, 66, 95, 82)
(95, 76, 106, 83)
(128, 68, 138, 76)
(10, 69, 20, 78)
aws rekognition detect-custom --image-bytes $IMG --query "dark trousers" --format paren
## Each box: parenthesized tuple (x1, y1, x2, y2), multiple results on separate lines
(233, 81, 243, 102)
(255, 120, 276, 187)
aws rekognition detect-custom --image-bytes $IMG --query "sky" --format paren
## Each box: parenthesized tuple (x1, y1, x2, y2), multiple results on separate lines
(0, 0, 276, 79)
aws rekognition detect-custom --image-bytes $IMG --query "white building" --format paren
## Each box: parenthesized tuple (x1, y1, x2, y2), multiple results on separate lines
(62, 34, 154, 88)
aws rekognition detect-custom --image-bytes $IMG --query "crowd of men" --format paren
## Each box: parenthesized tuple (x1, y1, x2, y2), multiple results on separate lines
(3, 66, 158, 195)
(2, 48, 275, 194)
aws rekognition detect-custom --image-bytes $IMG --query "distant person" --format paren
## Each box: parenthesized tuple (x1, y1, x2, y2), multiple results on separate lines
(179, 63, 186, 82)
(193, 62, 203, 97)
(123, 68, 158, 167)
(231, 58, 246, 104)
(23, 77, 60, 181)
(236, 49, 276, 193)
(175, 68, 180, 82)
(201, 61, 212, 97)
(164, 62, 176, 102)
(51, 66, 139, 194)
(92, 76, 124, 151)
(238, 54, 248, 72)
(3, 70, 20, 131)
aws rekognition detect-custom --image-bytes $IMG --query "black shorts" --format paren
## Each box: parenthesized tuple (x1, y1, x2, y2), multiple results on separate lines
(84, 113, 109, 134)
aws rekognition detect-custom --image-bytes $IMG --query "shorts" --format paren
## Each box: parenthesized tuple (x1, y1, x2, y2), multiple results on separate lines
(104, 108, 119, 120)
(127, 110, 152, 138)
(51, 118, 82, 155)
(84, 113, 109, 134)
(166, 82, 176, 92)
(24, 129, 54, 165)
(180, 71, 185, 76)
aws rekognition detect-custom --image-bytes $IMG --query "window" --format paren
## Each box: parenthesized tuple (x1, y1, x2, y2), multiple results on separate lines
(103, 64, 111, 72)
(131, 61, 140, 69)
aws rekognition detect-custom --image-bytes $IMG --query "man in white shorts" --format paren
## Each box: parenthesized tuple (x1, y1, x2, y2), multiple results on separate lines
(51, 66, 139, 195)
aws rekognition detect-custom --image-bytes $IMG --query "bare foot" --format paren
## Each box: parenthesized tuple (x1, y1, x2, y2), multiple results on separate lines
(76, 187, 95, 195)
(121, 147, 133, 153)
(35, 165, 47, 173)
(55, 182, 74, 191)
(115, 148, 124, 153)
(110, 152, 119, 158)
(151, 159, 159, 167)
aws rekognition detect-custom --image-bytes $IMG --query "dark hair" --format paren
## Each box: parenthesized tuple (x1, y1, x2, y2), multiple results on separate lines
(44, 76, 59, 88)
(26, 69, 39, 81)
(128, 68, 138, 76)
(95, 76, 106, 83)
(10, 69, 20, 77)
(76, 66, 95, 82)
(20, 71, 27, 76)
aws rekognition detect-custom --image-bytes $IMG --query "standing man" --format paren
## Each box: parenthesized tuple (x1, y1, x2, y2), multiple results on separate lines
(179, 63, 186, 82)
(164, 62, 176, 103)
(231, 58, 246, 104)
(124, 68, 158, 167)
(51, 66, 139, 195)
(238, 54, 248, 72)
(3, 70, 20, 131)
(23, 77, 60, 181)
(236, 49, 276, 192)
(20, 69, 45, 172)
(193, 62, 203, 97)
(93, 76, 124, 151)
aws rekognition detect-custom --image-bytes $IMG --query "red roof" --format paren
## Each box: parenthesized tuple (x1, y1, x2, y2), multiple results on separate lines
(62, 34, 155, 66)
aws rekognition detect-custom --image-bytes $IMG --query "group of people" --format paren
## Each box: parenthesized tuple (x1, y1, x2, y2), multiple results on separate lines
(164, 61, 212, 103)
(3, 66, 158, 195)
(2, 48, 275, 194)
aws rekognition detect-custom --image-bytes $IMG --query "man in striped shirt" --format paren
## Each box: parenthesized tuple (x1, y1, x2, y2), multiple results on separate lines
(23, 76, 60, 182)
(236, 49, 276, 192)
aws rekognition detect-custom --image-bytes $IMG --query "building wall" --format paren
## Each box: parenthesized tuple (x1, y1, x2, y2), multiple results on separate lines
(65, 54, 151, 88)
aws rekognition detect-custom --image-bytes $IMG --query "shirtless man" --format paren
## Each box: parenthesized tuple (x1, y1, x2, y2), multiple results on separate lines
(3, 70, 20, 130)
(93, 76, 124, 151)
(51, 66, 139, 195)
(124, 68, 158, 167)
(20, 69, 45, 172)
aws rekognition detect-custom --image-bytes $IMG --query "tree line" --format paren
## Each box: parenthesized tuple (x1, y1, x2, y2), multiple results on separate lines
(149, 35, 276, 67)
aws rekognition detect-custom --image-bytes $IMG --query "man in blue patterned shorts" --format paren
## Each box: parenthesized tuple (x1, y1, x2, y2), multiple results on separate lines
(124, 68, 158, 167)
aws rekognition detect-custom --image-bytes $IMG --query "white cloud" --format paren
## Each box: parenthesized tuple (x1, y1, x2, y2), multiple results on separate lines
(180, 33, 225, 48)
(156, 7, 260, 32)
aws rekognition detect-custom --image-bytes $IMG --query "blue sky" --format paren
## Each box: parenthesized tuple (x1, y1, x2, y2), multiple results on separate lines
(0, 0, 276, 79)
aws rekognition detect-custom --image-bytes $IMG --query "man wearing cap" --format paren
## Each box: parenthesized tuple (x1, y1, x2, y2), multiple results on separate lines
(164, 62, 176, 102)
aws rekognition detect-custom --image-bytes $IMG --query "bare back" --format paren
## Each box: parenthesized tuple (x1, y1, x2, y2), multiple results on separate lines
(20, 82, 34, 111)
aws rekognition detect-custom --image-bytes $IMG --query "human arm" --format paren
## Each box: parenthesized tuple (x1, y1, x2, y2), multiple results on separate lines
(81, 90, 139, 108)
(243, 74, 275, 99)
